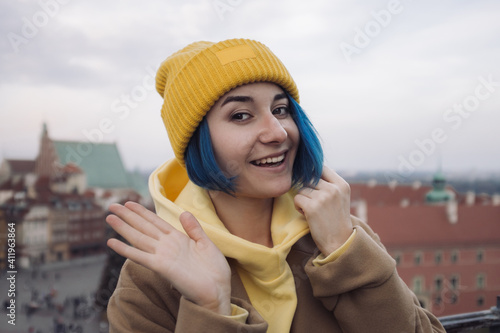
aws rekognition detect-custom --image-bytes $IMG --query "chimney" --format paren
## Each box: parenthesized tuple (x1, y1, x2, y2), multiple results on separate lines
(446, 200, 458, 224)
(465, 191, 475, 206)
(492, 194, 500, 206)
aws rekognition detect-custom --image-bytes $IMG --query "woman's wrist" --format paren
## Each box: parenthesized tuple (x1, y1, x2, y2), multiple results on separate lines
(317, 224, 354, 256)
(200, 295, 232, 316)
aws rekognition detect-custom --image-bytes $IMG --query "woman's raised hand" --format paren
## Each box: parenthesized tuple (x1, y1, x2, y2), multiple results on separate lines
(106, 202, 232, 315)
(294, 166, 353, 256)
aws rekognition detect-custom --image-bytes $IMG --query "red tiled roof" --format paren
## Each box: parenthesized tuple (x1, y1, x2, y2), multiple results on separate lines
(0, 177, 24, 191)
(83, 189, 96, 198)
(350, 183, 435, 206)
(62, 162, 83, 174)
(366, 205, 500, 248)
(5, 159, 35, 174)
(350, 182, 459, 206)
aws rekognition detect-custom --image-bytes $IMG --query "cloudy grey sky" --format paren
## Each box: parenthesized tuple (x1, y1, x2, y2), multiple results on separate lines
(1, 0, 499, 178)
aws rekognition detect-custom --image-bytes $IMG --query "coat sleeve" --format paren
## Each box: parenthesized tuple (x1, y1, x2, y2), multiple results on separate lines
(304, 216, 446, 333)
(107, 259, 268, 333)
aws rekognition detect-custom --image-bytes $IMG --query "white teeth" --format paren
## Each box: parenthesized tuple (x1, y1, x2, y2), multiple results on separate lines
(254, 154, 285, 165)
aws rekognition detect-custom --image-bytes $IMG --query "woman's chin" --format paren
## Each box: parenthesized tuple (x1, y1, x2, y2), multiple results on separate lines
(239, 181, 292, 199)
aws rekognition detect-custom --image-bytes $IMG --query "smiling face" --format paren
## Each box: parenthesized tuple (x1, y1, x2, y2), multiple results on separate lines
(205, 82, 300, 199)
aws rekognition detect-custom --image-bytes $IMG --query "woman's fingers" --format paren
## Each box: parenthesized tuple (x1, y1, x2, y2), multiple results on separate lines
(107, 238, 155, 268)
(106, 213, 157, 253)
(108, 203, 161, 238)
(106, 203, 232, 315)
(123, 201, 176, 235)
(320, 166, 351, 193)
(293, 165, 353, 255)
(106, 202, 208, 254)
(297, 166, 350, 199)
(107, 202, 210, 253)
(109, 202, 177, 241)
(320, 165, 337, 183)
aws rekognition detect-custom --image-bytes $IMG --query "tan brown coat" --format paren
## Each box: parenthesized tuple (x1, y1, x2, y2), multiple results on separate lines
(107, 217, 445, 332)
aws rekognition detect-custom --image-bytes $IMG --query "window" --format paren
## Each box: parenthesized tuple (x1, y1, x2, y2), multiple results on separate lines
(434, 276, 443, 291)
(477, 296, 484, 307)
(450, 275, 459, 290)
(451, 250, 459, 264)
(476, 274, 486, 290)
(476, 249, 484, 263)
(414, 252, 422, 266)
(413, 276, 424, 294)
(434, 251, 442, 264)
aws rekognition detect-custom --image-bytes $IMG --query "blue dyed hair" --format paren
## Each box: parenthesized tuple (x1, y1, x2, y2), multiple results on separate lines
(185, 94, 323, 194)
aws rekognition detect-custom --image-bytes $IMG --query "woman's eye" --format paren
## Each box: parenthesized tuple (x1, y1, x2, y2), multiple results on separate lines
(231, 112, 250, 121)
(272, 106, 289, 117)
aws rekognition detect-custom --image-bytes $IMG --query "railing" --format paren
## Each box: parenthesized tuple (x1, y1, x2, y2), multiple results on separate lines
(439, 296, 500, 332)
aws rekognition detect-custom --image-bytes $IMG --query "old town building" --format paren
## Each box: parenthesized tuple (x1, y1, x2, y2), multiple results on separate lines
(0, 124, 144, 269)
(350, 173, 500, 316)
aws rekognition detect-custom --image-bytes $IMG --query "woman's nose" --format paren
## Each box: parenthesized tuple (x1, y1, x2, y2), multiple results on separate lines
(258, 114, 287, 144)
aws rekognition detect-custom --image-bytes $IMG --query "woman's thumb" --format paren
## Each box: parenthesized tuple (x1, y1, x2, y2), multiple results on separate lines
(179, 211, 206, 242)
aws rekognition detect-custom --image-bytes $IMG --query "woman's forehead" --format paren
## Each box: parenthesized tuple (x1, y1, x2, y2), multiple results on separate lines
(226, 82, 284, 94)
(216, 82, 286, 105)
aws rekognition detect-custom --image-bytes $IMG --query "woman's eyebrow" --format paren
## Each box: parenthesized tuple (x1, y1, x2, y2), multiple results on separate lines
(220, 95, 253, 107)
(220, 92, 287, 107)
(274, 93, 287, 101)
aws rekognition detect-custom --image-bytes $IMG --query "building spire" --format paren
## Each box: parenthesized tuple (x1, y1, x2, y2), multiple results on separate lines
(35, 122, 59, 178)
(437, 145, 443, 175)
(41, 122, 49, 139)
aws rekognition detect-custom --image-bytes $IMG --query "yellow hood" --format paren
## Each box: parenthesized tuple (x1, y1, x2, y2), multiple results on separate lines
(149, 159, 310, 332)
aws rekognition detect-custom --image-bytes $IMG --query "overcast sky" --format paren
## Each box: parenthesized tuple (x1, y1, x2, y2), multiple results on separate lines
(1, 0, 499, 179)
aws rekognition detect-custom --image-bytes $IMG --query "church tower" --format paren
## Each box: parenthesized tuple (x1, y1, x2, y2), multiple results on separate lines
(34, 123, 60, 178)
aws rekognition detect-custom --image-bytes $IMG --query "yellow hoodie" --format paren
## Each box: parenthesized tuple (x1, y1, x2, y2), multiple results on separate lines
(149, 159, 310, 332)
(149, 159, 358, 331)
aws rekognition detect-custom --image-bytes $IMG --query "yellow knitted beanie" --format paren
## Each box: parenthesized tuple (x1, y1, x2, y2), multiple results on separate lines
(155, 38, 299, 165)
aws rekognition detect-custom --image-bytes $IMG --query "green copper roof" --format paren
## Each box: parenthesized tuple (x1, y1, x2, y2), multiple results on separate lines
(425, 171, 452, 203)
(127, 170, 150, 199)
(426, 189, 452, 203)
(53, 141, 130, 189)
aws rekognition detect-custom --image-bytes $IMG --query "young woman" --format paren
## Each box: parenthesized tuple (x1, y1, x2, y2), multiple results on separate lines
(106, 38, 445, 332)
